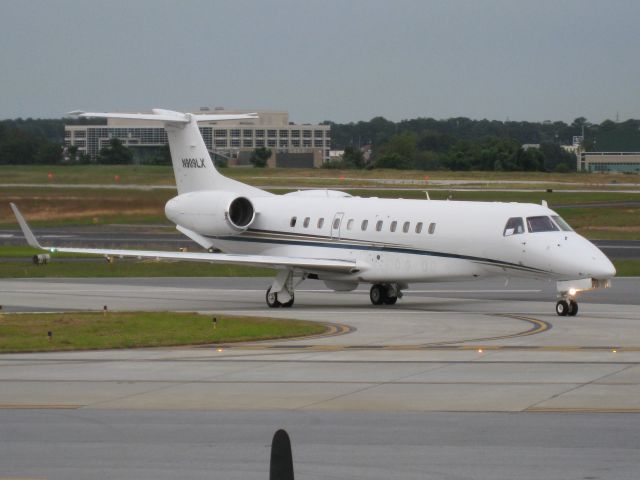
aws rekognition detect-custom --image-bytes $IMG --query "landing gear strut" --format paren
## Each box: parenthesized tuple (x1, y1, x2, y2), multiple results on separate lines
(369, 283, 402, 306)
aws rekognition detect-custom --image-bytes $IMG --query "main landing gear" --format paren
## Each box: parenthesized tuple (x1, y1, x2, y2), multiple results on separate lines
(369, 283, 403, 306)
(556, 299, 578, 317)
(265, 270, 304, 308)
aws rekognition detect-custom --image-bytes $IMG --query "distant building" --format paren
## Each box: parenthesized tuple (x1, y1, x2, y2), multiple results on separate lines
(578, 152, 640, 173)
(64, 109, 331, 168)
(521, 143, 540, 150)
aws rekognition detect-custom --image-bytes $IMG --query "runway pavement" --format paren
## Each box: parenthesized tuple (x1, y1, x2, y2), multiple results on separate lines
(1, 277, 639, 479)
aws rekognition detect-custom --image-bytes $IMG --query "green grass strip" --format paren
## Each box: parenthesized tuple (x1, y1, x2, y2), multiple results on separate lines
(0, 311, 326, 353)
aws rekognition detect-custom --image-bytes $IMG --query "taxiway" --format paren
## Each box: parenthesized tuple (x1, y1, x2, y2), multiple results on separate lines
(0, 277, 639, 479)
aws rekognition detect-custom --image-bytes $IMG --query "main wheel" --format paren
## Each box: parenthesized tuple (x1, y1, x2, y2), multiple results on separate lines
(370, 284, 386, 305)
(383, 295, 398, 305)
(568, 300, 578, 316)
(556, 300, 569, 316)
(281, 294, 294, 308)
(266, 287, 281, 308)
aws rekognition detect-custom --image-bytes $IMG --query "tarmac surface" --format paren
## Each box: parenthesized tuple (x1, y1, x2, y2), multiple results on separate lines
(1, 276, 639, 479)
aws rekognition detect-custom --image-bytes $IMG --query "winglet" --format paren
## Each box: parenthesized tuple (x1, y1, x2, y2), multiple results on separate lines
(9, 203, 45, 250)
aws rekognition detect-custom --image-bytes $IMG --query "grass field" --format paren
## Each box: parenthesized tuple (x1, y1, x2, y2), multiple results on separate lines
(1, 165, 639, 243)
(0, 311, 326, 353)
(2, 164, 639, 185)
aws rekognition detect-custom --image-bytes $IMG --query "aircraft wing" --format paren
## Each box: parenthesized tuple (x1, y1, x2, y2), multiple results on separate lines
(10, 203, 361, 274)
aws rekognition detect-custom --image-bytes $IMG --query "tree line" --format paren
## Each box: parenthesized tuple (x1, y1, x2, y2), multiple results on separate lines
(2, 116, 640, 170)
(327, 117, 640, 172)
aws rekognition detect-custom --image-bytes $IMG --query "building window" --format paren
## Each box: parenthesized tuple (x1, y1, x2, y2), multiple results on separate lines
(279, 130, 289, 137)
(291, 130, 300, 138)
(215, 139, 227, 147)
(243, 129, 253, 137)
(303, 130, 312, 138)
(303, 140, 311, 148)
(231, 139, 240, 147)
(415, 222, 423, 234)
(403, 221, 410, 233)
(303, 217, 310, 228)
(314, 130, 324, 137)
(376, 220, 383, 231)
(428, 222, 436, 234)
(292, 140, 300, 147)
(214, 129, 227, 137)
(390, 221, 397, 232)
(279, 140, 289, 148)
(267, 129, 277, 138)
(230, 129, 240, 137)
(290, 216, 297, 227)
(361, 219, 368, 231)
(256, 139, 265, 147)
(314, 139, 323, 148)
(243, 139, 253, 147)
(267, 139, 276, 147)
(317, 218, 324, 229)
(255, 130, 265, 138)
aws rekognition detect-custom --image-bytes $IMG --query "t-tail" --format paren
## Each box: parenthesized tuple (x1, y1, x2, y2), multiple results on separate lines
(75, 109, 267, 196)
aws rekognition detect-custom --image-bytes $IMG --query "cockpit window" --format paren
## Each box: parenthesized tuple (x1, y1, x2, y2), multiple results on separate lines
(527, 216, 559, 233)
(551, 215, 573, 232)
(503, 217, 525, 236)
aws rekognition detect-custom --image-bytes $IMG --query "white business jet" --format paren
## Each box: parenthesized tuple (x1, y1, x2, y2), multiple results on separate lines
(11, 109, 615, 316)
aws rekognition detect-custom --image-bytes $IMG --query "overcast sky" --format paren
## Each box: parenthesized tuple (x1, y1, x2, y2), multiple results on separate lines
(1, 0, 639, 123)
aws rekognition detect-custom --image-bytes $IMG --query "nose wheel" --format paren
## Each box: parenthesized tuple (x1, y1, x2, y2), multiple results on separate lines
(556, 299, 578, 316)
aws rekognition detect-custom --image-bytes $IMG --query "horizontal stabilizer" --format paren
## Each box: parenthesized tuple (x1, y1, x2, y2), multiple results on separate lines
(73, 109, 258, 124)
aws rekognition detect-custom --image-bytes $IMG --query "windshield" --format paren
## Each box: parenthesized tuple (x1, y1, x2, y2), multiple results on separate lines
(551, 215, 573, 232)
(527, 216, 559, 233)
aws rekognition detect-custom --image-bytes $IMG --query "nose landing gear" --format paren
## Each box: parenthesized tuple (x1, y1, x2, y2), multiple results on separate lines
(555, 298, 578, 316)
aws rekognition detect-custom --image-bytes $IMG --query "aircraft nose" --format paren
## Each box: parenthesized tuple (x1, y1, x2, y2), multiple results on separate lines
(583, 241, 616, 279)
(590, 249, 616, 278)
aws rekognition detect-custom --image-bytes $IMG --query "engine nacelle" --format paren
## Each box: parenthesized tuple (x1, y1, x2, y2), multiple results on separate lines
(165, 191, 256, 236)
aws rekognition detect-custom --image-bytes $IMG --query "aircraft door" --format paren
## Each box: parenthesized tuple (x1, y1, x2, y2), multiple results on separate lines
(331, 212, 344, 239)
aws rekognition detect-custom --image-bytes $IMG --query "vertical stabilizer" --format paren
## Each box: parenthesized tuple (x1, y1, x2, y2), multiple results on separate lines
(77, 109, 269, 196)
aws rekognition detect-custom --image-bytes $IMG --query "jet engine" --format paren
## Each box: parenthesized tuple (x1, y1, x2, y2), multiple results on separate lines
(165, 191, 256, 236)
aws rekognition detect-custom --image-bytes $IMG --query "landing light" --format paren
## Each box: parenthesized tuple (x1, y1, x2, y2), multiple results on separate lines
(477, 349, 483, 353)
(217, 348, 223, 352)
(569, 288, 577, 296)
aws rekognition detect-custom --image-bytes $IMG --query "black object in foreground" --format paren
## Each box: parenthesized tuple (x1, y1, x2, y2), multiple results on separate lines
(270, 429, 294, 480)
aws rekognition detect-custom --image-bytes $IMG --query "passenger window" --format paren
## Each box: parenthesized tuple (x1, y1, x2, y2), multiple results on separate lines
(403, 221, 410, 233)
(317, 218, 324, 229)
(503, 217, 524, 236)
(361, 219, 368, 231)
(376, 220, 383, 232)
(415, 222, 423, 234)
(390, 221, 397, 232)
(290, 216, 297, 227)
(333, 217, 341, 229)
(428, 222, 436, 234)
(303, 217, 310, 228)
(527, 216, 559, 233)
(347, 219, 354, 230)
